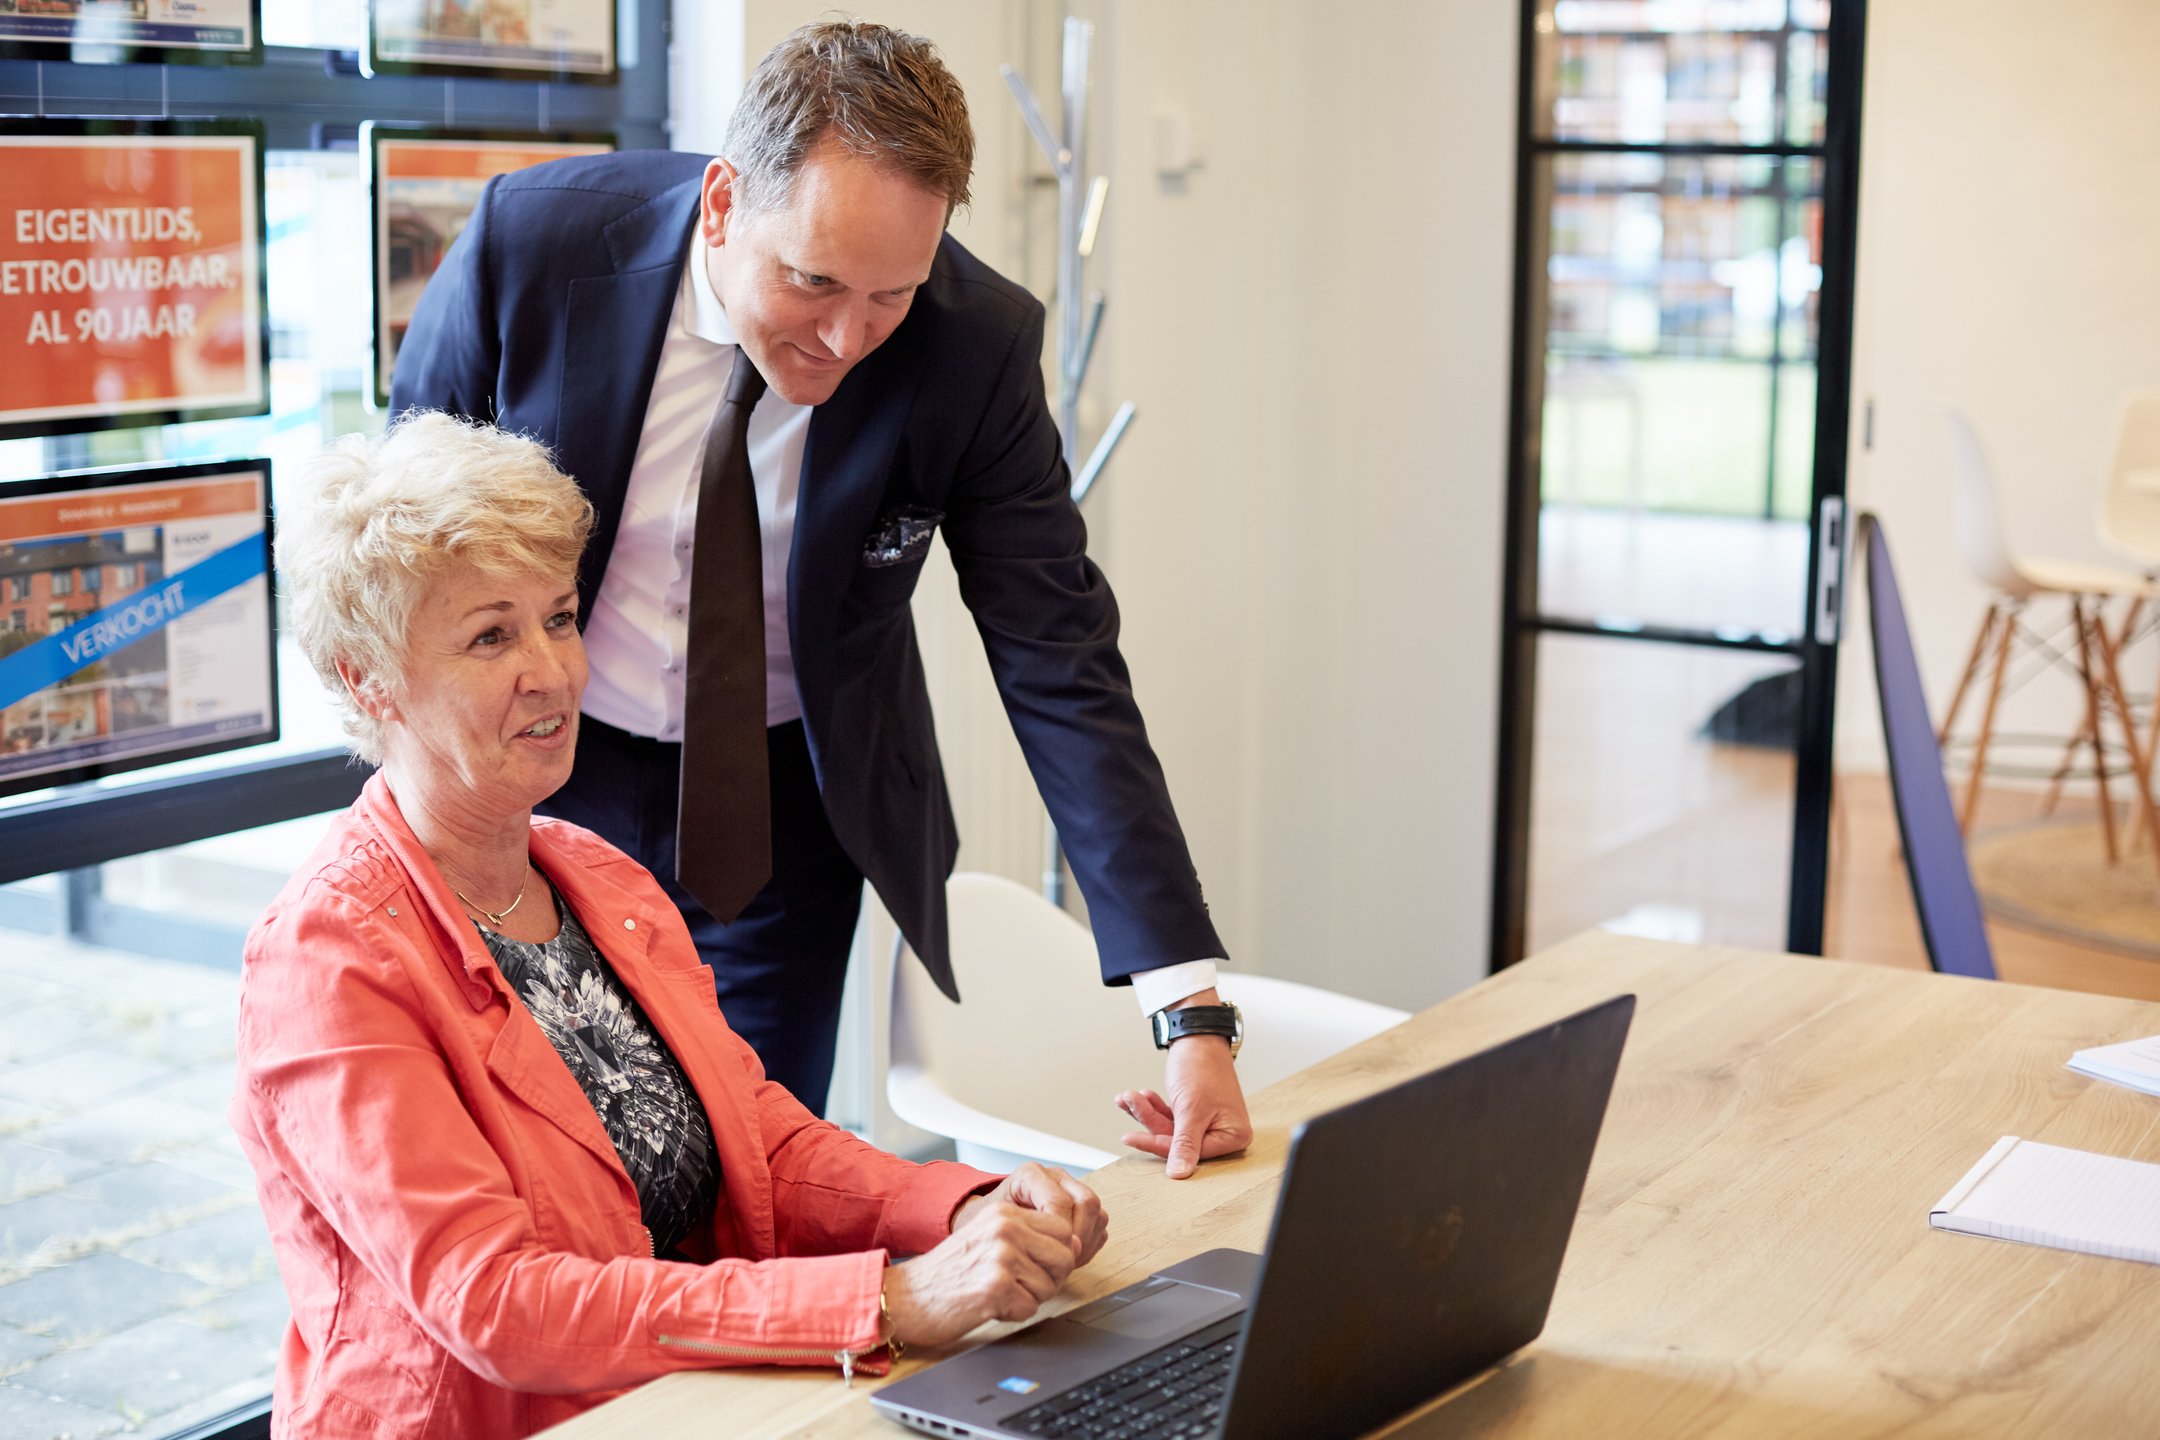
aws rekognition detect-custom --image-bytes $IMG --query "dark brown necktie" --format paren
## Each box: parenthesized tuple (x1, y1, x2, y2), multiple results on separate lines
(676, 347, 771, 922)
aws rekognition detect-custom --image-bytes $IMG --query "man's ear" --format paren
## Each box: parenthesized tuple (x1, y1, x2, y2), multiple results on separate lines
(700, 158, 738, 246)
(336, 658, 397, 725)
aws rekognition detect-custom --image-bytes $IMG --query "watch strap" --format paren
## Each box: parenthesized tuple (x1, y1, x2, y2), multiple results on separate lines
(1152, 1002, 1241, 1050)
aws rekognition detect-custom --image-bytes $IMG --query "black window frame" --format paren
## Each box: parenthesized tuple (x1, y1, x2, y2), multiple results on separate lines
(0, 13, 670, 1438)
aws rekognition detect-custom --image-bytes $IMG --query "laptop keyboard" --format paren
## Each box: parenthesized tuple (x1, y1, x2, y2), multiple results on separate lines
(1005, 1321, 1242, 1439)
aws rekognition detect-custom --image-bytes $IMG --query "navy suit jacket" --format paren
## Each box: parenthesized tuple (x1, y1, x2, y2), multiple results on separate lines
(389, 150, 1223, 999)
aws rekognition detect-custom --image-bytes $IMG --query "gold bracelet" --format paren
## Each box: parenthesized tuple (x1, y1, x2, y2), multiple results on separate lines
(878, 1278, 906, 1361)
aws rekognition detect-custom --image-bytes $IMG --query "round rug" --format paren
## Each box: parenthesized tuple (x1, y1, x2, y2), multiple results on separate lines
(1970, 821, 2160, 961)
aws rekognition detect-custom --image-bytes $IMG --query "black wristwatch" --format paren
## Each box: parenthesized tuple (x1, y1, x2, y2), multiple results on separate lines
(1150, 1002, 1243, 1058)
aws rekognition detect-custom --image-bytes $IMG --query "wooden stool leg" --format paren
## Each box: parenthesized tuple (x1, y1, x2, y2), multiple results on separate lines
(1959, 600, 2017, 836)
(2071, 597, 2121, 861)
(2088, 597, 2160, 874)
(2126, 598, 2160, 772)
(1938, 605, 2001, 751)
(2040, 730, 2088, 819)
(2148, 634, 2160, 776)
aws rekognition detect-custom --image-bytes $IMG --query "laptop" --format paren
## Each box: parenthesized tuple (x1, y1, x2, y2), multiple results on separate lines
(871, 993, 1635, 1440)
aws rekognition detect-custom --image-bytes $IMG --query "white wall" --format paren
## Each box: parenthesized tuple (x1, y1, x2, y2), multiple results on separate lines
(675, 5, 1516, 1023)
(1841, 0, 2160, 772)
(1080, 0, 1516, 1009)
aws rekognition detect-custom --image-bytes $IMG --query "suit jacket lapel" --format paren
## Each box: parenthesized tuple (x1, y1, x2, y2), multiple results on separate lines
(791, 331, 928, 737)
(556, 176, 701, 614)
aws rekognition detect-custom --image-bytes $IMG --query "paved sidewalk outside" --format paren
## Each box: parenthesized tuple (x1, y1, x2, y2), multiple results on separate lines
(0, 928, 283, 1439)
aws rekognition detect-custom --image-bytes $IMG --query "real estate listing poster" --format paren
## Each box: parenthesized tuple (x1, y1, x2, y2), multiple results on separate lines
(367, 0, 615, 81)
(0, 0, 260, 64)
(0, 120, 269, 441)
(369, 126, 614, 407)
(0, 459, 278, 798)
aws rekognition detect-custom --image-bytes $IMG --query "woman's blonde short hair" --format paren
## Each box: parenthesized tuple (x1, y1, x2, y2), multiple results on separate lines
(279, 412, 594, 763)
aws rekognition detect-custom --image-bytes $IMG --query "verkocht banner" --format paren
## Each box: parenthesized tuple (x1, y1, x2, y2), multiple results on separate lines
(0, 461, 277, 796)
(0, 122, 268, 441)
(371, 130, 612, 404)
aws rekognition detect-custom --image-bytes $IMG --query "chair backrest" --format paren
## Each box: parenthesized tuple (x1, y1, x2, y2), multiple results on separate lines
(1944, 410, 2033, 599)
(888, 873, 1414, 1172)
(2101, 387, 2160, 566)
(890, 873, 1165, 1166)
(1858, 512, 1996, 980)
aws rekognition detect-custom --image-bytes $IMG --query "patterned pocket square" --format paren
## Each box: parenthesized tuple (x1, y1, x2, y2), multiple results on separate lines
(861, 506, 944, 568)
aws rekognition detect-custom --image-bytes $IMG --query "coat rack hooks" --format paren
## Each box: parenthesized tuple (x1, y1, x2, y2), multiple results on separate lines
(1002, 18, 1140, 907)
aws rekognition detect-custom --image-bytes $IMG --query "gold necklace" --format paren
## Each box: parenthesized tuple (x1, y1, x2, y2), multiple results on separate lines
(453, 872, 527, 928)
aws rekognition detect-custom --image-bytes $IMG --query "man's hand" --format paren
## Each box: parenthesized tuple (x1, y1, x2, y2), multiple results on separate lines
(1115, 991, 1254, 1180)
(952, 1163, 1109, 1265)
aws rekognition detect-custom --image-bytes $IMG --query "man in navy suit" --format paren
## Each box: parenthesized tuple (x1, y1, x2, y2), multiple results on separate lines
(392, 20, 1248, 1177)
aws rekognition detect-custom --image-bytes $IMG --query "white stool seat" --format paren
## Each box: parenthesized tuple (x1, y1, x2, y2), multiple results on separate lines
(2017, 554, 2160, 600)
(2102, 391, 2160, 566)
(1939, 410, 2160, 873)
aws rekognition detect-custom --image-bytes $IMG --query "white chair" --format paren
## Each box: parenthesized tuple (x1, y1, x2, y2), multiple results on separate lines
(2098, 389, 2160, 767)
(2100, 388, 2160, 571)
(1939, 410, 2160, 867)
(887, 872, 1411, 1175)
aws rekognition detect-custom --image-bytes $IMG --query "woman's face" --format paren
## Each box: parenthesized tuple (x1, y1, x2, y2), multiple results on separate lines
(373, 565, 586, 823)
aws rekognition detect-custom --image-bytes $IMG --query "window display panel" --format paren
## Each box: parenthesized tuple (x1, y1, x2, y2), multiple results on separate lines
(366, 0, 616, 81)
(0, 458, 277, 799)
(0, 0, 259, 64)
(368, 127, 614, 407)
(260, 0, 362, 50)
(0, 121, 270, 443)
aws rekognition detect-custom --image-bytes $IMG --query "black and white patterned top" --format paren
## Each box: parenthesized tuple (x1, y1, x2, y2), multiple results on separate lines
(476, 894, 722, 1257)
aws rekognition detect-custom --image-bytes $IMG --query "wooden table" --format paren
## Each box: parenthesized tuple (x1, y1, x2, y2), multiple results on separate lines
(541, 932, 2160, 1438)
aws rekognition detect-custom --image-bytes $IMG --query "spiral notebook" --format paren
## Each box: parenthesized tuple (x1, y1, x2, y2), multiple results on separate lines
(1929, 1136, 2160, 1265)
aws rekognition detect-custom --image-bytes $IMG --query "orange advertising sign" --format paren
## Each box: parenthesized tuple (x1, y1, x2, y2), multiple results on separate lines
(382, 141, 604, 183)
(0, 121, 267, 440)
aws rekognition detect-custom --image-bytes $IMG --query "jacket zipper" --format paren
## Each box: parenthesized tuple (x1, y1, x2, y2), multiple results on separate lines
(656, 1334, 880, 1385)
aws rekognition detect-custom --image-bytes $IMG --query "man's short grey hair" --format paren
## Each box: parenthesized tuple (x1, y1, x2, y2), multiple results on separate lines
(724, 18, 974, 216)
(279, 412, 593, 764)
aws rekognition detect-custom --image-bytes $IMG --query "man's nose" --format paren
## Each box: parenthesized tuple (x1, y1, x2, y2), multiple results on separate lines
(819, 297, 873, 360)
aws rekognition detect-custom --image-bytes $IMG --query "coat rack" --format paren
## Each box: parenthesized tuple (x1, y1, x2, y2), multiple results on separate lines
(1002, 17, 1136, 908)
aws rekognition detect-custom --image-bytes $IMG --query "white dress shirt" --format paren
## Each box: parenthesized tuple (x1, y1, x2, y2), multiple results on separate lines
(582, 232, 808, 735)
(581, 233, 1218, 1016)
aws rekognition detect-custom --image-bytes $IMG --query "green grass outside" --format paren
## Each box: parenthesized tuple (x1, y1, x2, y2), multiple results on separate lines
(1540, 356, 1816, 521)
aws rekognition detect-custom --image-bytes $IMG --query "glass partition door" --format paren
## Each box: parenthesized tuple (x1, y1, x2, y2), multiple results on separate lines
(1492, 0, 1866, 966)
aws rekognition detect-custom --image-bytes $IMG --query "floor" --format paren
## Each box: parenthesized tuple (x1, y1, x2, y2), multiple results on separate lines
(1529, 503, 2160, 1002)
(1826, 773, 2160, 1000)
(0, 937, 280, 1440)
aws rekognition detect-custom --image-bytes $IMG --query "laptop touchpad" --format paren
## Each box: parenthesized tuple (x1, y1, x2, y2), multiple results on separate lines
(1073, 1281, 1234, 1341)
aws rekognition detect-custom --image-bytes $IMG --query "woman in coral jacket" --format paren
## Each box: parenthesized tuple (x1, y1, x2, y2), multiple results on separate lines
(231, 414, 1108, 1439)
